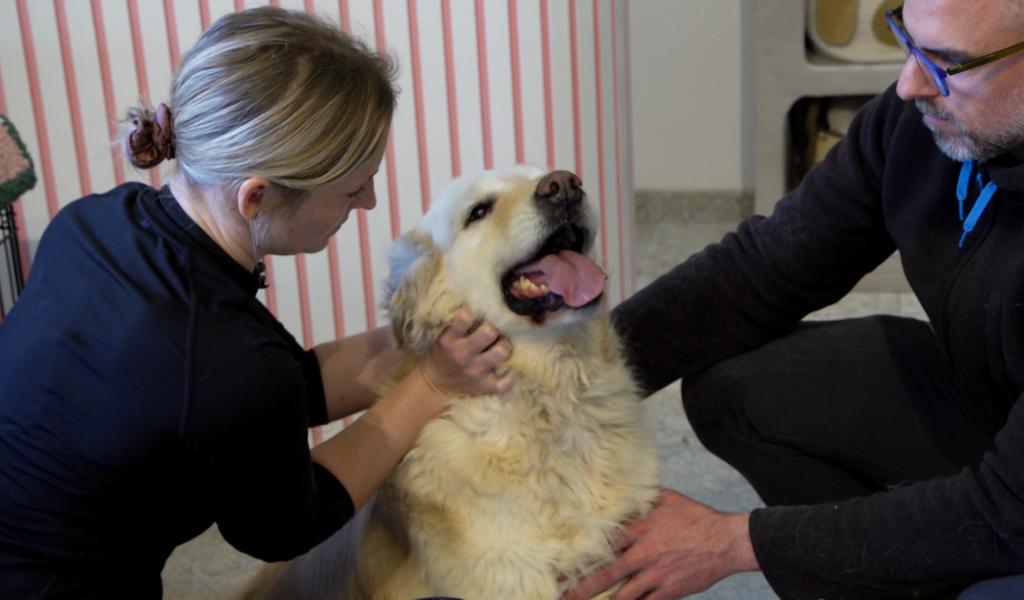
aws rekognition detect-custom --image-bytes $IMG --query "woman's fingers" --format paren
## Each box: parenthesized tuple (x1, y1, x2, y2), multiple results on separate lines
(419, 308, 515, 397)
(467, 319, 500, 351)
(440, 308, 476, 343)
(482, 338, 512, 364)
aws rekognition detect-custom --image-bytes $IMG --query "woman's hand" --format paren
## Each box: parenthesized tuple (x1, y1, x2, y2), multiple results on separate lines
(312, 308, 513, 509)
(415, 307, 514, 399)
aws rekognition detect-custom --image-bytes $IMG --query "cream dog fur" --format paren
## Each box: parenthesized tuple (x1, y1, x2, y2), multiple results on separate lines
(246, 165, 659, 599)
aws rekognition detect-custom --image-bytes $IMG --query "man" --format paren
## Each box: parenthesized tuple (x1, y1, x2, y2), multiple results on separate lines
(568, 0, 1024, 598)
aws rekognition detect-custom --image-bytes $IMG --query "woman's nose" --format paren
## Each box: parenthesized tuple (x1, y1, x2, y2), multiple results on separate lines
(359, 186, 377, 210)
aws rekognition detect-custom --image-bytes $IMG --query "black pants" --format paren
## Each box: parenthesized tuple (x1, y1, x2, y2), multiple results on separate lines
(680, 316, 1005, 598)
(682, 315, 994, 511)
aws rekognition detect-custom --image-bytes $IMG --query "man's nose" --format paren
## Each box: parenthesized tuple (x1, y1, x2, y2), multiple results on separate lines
(896, 55, 941, 101)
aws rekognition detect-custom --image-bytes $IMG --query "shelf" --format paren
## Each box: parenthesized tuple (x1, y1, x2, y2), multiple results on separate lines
(753, 0, 908, 292)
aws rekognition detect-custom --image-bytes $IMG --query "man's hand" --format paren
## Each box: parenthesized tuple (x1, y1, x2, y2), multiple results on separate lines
(563, 488, 759, 600)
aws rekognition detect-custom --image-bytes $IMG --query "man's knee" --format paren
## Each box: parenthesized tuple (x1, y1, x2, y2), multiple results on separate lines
(679, 315, 945, 463)
(680, 315, 933, 425)
(679, 354, 758, 450)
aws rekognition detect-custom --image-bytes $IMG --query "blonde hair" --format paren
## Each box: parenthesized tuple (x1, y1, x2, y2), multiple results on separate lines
(127, 6, 396, 199)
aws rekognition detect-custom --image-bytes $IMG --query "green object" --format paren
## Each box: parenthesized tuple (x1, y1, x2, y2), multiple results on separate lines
(0, 114, 37, 210)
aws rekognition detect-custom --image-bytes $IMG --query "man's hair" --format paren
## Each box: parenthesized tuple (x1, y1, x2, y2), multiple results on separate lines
(127, 6, 397, 201)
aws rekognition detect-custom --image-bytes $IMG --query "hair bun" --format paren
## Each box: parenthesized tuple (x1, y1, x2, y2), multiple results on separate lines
(127, 103, 175, 169)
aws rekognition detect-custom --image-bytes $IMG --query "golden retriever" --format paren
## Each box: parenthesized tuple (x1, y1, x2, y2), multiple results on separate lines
(245, 165, 659, 599)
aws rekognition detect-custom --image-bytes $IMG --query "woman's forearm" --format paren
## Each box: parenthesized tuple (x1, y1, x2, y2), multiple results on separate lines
(313, 326, 402, 421)
(310, 366, 447, 510)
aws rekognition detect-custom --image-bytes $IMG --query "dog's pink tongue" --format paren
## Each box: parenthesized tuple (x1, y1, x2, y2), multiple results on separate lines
(525, 251, 606, 307)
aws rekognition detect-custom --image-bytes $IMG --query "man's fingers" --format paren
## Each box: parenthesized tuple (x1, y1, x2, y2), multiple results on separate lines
(611, 568, 659, 600)
(613, 520, 643, 552)
(563, 557, 636, 600)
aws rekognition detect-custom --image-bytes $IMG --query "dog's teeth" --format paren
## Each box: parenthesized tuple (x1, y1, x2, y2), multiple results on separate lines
(513, 275, 548, 295)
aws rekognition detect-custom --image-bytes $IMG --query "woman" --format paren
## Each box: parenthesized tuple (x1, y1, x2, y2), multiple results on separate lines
(0, 7, 511, 598)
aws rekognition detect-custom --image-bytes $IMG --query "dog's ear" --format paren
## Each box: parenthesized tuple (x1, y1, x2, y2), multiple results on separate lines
(382, 231, 456, 354)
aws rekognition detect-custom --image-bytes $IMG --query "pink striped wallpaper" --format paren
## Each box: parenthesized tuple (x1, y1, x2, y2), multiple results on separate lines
(0, 0, 635, 346)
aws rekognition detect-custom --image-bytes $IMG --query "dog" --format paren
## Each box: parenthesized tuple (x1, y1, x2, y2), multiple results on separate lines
(245, 165, 660, 599)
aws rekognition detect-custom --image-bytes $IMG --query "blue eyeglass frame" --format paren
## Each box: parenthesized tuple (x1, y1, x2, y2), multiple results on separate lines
(885, 5, 1024, 97)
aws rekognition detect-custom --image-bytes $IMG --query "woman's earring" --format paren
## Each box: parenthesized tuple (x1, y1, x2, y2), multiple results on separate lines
(250, 217, 268, 289)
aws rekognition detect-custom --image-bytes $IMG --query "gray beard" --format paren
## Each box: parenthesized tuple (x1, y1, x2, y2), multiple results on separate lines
(916, 99, 1024, 162)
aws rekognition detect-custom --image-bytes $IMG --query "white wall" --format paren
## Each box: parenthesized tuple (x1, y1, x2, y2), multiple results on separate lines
(628, 0, 752, 192)
(0, 0, 637, 330)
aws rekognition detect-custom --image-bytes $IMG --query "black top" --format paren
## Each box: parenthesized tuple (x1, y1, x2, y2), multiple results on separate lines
(613, 84, 1024, 596)
(0, 183, 353, 598)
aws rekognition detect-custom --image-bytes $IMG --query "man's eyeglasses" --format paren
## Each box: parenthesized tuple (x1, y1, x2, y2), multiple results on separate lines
(885, 5, 1024, 96)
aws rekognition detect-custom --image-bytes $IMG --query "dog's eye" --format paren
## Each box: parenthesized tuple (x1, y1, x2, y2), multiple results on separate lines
(464, 198, 496, 227)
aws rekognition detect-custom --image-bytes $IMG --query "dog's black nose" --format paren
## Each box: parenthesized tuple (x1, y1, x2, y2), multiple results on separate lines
(534, 170, 583, 207)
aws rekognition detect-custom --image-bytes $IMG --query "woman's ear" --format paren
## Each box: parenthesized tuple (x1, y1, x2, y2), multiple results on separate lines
(236, 177, 272, 220)
(382, 232, 454, 353)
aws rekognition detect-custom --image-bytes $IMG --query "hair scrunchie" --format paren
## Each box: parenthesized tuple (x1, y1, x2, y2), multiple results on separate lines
(127, 103, 175, 169)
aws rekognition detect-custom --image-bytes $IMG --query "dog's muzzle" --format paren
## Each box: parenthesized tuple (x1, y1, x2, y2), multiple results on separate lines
(501, 170, 605, 320)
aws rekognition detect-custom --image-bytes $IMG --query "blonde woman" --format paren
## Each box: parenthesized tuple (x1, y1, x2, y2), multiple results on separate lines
(0, 7, 511, 597)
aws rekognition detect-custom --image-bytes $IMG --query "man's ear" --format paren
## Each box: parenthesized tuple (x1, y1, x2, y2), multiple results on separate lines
(382, 231, 454, 353)
(236, 177, 272, 220)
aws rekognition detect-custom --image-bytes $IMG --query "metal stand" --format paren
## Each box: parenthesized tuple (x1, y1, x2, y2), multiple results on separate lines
(0, 203, 25, 319)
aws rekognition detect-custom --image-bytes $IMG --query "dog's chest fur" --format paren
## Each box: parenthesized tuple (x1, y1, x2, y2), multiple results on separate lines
(364, 318, 660, 597)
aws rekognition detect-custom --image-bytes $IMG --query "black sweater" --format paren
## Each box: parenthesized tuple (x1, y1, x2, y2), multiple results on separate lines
(0, 184, 353, 598)
(613, 84, 1024, 597)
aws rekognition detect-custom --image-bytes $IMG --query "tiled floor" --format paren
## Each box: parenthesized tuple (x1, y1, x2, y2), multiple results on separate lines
(163, 195, 927, 599)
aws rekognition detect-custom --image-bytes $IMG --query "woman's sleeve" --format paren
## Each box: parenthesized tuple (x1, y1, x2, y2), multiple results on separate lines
(184, 330, 353, 561)
(300, 347, 330, 427)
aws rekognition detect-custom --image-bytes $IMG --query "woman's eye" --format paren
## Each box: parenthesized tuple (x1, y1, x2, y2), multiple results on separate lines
(464, 199, 495, 226)
(347, 185, 366, 198)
